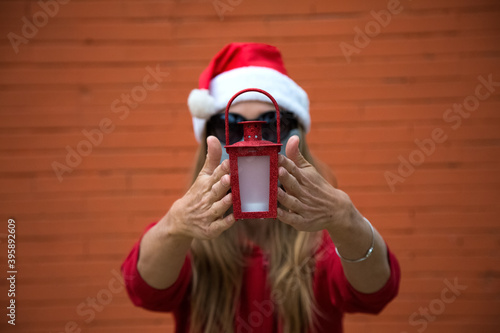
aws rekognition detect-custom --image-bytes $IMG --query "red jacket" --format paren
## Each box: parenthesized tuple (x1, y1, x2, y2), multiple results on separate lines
(121, 222, 400, 333)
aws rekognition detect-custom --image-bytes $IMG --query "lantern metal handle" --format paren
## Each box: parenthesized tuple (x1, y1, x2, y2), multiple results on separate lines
(225, 88, 281, 145)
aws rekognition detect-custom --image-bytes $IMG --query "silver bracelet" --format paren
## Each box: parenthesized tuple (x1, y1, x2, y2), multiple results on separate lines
(335, 217, 375, 263)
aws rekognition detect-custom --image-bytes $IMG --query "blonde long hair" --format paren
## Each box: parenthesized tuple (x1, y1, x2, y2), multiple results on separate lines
(189, 129, 334, 333)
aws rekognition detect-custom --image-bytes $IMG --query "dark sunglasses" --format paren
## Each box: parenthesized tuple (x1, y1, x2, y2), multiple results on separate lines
(206, 110, 299, 145)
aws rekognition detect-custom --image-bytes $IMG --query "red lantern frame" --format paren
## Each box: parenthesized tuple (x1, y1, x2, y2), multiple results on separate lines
(224, 88, 282, 220)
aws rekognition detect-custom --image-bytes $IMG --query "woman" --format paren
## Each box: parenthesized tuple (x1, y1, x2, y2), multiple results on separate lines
(122, 43, 400, 333)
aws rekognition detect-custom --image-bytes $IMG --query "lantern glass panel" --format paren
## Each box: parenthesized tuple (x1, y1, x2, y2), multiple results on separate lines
(237, 155, 270, 212)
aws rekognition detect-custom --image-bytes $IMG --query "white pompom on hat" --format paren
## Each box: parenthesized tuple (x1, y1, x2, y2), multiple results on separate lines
(188, 43, 310, 142)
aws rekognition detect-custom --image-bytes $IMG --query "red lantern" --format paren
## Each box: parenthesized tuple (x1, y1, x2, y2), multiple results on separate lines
(224, 88, 283, 220)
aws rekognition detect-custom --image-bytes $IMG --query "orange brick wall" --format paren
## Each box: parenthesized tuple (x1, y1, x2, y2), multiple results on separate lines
(0, 0, 499, 332)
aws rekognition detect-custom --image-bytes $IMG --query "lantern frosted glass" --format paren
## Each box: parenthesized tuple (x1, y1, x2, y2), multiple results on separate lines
(237, 155, 270, 213)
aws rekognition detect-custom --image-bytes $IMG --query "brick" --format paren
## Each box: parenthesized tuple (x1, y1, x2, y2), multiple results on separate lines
(290, 59, 500, 81)
(350, 190, 499, 208)
(14, 218, 153, 237)
(336, 169, 500, 187)
(34, 175, 127, 193)
(130, 172, 191, 191)
(0, 151, 196, 173)
(17, 240, 85, 257)
(385, 234, 500, 252)
(0, 130, 197, 150)
(313, 146, 500, 165)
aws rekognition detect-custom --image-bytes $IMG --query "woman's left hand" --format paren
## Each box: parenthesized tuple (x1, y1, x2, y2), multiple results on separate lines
(278, 136, 393, 294)
(277, 135, 356, 232)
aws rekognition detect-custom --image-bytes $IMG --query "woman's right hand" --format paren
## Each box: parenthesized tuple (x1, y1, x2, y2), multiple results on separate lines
(164, 136, 235, 240)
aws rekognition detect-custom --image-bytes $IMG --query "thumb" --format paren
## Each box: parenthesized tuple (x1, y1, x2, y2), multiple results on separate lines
(201, 136, 222, 175)
(285, 135, 310, 168)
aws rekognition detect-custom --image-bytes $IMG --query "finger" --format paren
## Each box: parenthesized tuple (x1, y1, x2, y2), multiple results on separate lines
(285, 135, 310, 168)
(278, 166, 303, 195)
(207, 213, 236, 236)
(277, 187, 305, 213)
(208, 192, 233, 219)
(210, 159, 230, 186)
(209, 174, 231, 201)
(201, 136, 222, 176)
(277, 207, 305, 228)
(279, 154, 303, 182)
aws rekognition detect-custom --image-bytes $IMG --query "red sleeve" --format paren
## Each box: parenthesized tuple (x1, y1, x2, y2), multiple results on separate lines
(315, 230, 401, 314)
(121, 222, 192, 312)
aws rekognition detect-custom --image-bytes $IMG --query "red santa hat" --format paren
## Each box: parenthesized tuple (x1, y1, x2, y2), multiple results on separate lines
(188, 43, 310, 142)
